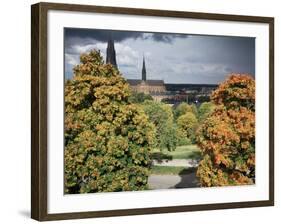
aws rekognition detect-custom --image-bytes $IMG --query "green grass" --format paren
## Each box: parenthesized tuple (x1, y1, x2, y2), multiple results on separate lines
(150, 145, 201, 175)
(167, 145, 201, 159)
(151, 166, 196, 175)
(151, 145, 201, 160)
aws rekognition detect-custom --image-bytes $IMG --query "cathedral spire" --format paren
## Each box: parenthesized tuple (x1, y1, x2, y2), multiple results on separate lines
(106, 37, 118, 68)
(142, 55, 146, 81)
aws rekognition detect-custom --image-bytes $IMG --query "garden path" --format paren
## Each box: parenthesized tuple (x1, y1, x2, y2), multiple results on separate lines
(149, 158, 200, 189)
(148, 172, 199, 189)
(152, 159, 199, 167)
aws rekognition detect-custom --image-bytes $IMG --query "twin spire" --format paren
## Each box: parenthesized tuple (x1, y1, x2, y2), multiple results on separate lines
(106, 39, 118, 68)
(106, 37, 147, 80)
(142, 56, 147, 81)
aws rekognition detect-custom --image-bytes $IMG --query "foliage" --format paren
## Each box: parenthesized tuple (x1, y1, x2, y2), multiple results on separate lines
(185, 92, 211, 104)
(141, 100, 177, 151)
(211, 74, 255, 110)
(196, 74, 255, 187)
(176, 112, 198, 144)
(176, 134, 192, 146)
(151, 166, 194, 175)
(129, 91, 153, 103)
(152, 145, 201, 160)
(191, 104, 198, 117)
(198, 102, 215, 121)
(174, 102, 197, 120)
(64, 50, 156, 193)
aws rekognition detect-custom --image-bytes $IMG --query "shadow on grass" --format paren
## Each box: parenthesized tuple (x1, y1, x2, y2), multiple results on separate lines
(150, 152, 173, 163)
(188, 150, 202, 160)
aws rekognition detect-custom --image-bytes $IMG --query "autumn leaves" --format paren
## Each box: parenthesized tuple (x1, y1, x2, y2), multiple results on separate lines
(196, 75, 255, 186)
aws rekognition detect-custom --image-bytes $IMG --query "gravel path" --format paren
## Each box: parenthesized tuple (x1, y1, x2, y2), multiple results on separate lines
(149, 158, 200, 189)
(152, 159, 199, 167)
(148, 172, 199, 189)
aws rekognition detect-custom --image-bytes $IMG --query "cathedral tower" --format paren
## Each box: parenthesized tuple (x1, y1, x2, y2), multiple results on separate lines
(106, 38, 118, 68)
(142, 56, 147, 81)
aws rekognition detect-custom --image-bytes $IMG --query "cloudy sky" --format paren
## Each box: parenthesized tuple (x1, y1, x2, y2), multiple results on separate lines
(64, 28, 255, 84)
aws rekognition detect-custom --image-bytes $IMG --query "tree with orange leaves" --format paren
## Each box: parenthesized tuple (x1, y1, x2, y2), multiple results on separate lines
(64, 50, 156, 193)
(196, 74, 255, 187)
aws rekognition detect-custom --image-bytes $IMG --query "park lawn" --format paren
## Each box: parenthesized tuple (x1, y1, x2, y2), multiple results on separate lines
(150, 145, 201, 175)
(168, 145, 201, 159)
(152, 144, 201, 160)
(151, 166, 196, 175)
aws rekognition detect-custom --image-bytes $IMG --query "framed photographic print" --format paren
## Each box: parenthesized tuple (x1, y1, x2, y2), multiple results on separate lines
(31, 2, 274, 221)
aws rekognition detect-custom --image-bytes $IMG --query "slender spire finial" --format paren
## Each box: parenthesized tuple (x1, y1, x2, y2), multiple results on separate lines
(142, 54, 146, 81)
(106, 33, 118, 68)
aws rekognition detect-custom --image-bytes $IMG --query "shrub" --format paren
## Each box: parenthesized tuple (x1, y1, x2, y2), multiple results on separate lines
(196, 74, 255, 187)
(64, 50, 156, 193)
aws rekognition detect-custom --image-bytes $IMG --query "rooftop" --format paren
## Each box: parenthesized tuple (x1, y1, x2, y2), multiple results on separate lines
(127, 79, 165, 86)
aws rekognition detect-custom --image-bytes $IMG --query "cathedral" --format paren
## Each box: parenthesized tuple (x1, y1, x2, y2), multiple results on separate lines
(106, 38, 167, 101)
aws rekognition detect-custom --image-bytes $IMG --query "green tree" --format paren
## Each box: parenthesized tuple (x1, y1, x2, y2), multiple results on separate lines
(129, 92, 153, 103)
(198, 102, 215, 121)
(176, 112, 198, 144)
(191, 103, 198, 117)
(141, 100, 177, 151)
(196, 74, 255, 187)
(64, 50, 156, 194)
(174, 102, 197, 120)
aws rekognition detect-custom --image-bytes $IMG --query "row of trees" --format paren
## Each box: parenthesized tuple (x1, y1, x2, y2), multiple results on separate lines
(130, 91, 216, 151)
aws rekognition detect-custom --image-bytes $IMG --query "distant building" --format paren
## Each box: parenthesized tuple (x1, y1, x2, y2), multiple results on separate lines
(105, 39, 217, 104)
(127, 57, 167, 101)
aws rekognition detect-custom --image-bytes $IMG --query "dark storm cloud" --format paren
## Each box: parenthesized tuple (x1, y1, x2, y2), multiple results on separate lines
(143, 33, 188, 43)
(65, 28, 140, 42)
(182, 36, 256, 77)
(64, 28, 255, 84)
(184, 36, 255, 65)
(65, 28, 188, 44)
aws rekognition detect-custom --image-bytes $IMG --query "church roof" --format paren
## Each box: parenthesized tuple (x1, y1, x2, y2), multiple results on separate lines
(127, 79, 165, 86)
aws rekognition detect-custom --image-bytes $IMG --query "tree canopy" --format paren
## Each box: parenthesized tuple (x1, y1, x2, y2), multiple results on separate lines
(64, 50, 156, 193)
(129, 91, 153, 103)
(141, 100, 177, 151)
(174, 102, 197, 120)
(198, 102, 215, 121)
(196, 74, 255, 186)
